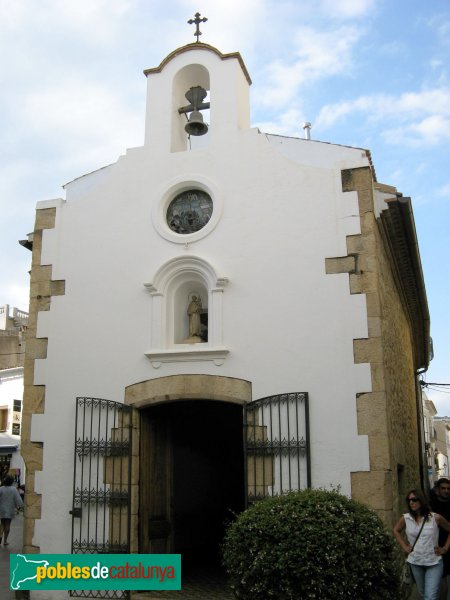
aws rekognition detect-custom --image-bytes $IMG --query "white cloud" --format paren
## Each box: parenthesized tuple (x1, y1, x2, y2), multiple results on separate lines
(378, 40, 408, 58)
(0, 2, 27, 28)
(426, 388, 450, 418)
(0, 161, 38, 213)
(415, 162, 429, 175)
(398, 90, 450, 117)
(39, 0, 133, 43)
(2, 283, 31, 314)
(293, 26, 361, 75)
(437, 19, 450, 41)
(17, 78, 144, 172)
(318, 0, 376, 19)
(383, 115, 450, 147)
(256, 108, 308, 137)
(175, 0, 269, 56)
(316, 96, 373, 128)
(51, 0, 132, 20)
(430, 59, 444, 71)
(318, 89, 450, 126)
(316, 88, 450, 147)
(437, 183, 450, 198)
(255, 25, 362, 108)
(426, 14, 450, 46)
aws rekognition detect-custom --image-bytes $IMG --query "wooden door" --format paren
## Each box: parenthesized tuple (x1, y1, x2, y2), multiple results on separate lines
(139, 410, 173, 553)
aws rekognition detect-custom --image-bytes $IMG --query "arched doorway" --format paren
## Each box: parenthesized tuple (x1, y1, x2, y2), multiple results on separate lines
(139, 399, 245, 567)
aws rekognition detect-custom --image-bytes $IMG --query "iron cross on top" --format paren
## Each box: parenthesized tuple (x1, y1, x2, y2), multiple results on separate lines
(188, 12, 208, 42)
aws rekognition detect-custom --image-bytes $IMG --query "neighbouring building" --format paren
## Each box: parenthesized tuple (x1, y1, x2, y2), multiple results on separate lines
(0, 304, 27, 483)
(434, 417, 450, 478)
(422, 392, 438, 487)
(21, 31, 430, 598)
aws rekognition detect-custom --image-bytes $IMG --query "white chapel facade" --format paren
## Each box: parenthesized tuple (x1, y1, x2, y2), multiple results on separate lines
(22, 36, 429, 590)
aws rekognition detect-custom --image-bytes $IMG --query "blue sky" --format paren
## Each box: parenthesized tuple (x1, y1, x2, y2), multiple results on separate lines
(1, 0, 449, 412)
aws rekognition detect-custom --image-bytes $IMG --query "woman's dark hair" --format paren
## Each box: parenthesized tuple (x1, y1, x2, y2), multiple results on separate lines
(406, 489, 431, 518)
(2, 475, 14, 486)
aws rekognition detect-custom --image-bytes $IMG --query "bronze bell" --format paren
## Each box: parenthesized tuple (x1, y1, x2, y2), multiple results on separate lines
(185, 110, 208, 136)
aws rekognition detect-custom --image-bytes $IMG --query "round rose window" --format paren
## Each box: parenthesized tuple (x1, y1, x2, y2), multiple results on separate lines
(166, 189, 213, 234)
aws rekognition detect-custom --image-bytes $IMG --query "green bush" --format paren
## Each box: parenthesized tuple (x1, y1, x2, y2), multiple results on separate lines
(222, 489, 401, 600)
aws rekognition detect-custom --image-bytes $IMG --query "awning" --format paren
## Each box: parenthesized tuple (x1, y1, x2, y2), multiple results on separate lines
(0, 433, 20, 452)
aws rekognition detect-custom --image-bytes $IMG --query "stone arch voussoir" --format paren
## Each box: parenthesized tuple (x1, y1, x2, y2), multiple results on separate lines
(125, 374, 251, 408)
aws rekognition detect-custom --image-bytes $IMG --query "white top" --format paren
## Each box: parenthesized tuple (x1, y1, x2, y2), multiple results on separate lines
(404, 512, 441, 566)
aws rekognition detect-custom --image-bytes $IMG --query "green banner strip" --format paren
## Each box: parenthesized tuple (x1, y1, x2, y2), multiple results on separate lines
(10, 553, 181, 591)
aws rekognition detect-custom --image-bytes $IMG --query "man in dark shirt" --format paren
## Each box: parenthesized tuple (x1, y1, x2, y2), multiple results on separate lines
(430, 477, 450, 599)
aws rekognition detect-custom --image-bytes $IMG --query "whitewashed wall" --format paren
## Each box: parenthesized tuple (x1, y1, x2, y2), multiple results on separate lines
(30, 45, 372, 557)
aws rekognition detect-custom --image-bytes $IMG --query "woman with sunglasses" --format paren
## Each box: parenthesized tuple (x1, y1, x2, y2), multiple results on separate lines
(393, 489, 450, 599)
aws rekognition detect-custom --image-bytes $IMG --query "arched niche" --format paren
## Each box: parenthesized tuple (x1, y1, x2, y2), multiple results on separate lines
(171, 63, 210, 152)
(144, 255, 229, 367)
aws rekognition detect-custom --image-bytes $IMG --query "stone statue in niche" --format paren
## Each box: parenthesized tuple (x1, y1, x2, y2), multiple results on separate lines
(184, 293, 207, 343)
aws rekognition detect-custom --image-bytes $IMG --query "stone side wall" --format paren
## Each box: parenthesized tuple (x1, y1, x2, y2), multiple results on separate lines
(330, 167, 421, 527)
(21, 207, 65, 553)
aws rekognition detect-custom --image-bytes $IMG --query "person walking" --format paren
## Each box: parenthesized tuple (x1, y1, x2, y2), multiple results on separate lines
(0, 475, 24, 546)
(394, 489, 450, 600)
(430, 478, 450, 599)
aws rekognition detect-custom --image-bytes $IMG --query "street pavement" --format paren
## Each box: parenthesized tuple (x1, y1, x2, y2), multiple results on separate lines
(0, 512, 25, 599)
(0, 515, 234, 600)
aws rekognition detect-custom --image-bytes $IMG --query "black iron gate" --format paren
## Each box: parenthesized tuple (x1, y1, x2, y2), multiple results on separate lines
(70, 397, 134, 599)
(244, 392, 310, 504)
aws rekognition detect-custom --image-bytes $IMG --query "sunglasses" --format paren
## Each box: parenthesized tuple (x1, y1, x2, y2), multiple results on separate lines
(408, 497, 420, 503)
